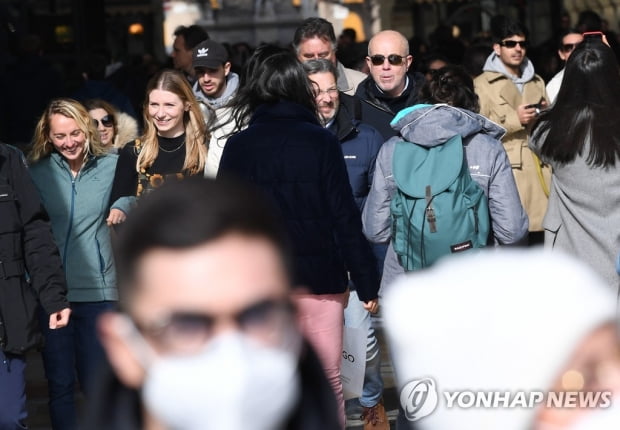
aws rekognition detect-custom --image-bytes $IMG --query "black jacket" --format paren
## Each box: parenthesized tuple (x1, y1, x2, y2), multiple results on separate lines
(354, 71, 427, 139)
(0, 144, 68, 354)
(84, 341, 341, 430)
(218, 101, 379, 302)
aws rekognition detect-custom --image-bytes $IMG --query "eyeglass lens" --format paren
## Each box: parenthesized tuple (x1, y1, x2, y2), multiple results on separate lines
(501, 40, 528, 49)
(561, 43, 577, 52)
(137, 299, 294, 354)
(93, 115, 114, 128)
(370, 54, 405, 66)
(315, 87, 338, 97)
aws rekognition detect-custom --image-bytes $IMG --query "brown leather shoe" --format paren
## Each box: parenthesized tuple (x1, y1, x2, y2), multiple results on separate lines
(360, 399, 389, 430)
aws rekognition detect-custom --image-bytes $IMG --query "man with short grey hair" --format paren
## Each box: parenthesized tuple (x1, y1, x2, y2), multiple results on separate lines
(293, 17, 366, 96)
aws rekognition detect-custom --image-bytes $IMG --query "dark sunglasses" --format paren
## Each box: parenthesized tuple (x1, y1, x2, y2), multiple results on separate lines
(369, 54, 406, 66)
(560, 43, 578, 53)
(500, 40, 529, 49)
(92, 114, 114, 128)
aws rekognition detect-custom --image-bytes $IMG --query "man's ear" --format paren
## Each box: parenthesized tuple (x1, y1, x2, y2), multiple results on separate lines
(406, 54, 413, 70)
(224, 61, 232, 76)
(98, 311, 147, 389)
(493, 43, 501, 56)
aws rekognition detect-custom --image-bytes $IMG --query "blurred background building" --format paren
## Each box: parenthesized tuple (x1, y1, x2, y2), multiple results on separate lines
(2, 0, 617, 66)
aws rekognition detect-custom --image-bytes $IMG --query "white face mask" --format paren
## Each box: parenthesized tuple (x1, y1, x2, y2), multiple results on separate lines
(138, 331, 301, 430)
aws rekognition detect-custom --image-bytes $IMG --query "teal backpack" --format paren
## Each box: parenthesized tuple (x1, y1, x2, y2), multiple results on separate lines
(390, 134, 490, 271)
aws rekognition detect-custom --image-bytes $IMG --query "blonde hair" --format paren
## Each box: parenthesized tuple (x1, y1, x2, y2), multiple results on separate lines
(29, 98, 107, 163)
(138, 69, 208, 175)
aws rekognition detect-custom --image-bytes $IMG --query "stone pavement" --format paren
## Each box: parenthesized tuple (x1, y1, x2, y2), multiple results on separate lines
(25, 316, 400, 429)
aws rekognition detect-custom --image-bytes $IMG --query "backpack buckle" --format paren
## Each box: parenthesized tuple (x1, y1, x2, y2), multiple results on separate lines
(425, 186, 437, 233)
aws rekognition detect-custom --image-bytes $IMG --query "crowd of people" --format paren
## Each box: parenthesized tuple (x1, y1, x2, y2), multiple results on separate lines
(0, 7, 619, 430)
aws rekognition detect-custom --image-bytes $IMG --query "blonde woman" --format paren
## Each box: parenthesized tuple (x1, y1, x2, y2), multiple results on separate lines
(28, 97, 118, 430)
(108, 69, 208, 224)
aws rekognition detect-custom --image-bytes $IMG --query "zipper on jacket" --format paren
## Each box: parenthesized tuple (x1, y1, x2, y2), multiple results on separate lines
(62, 175, 76, 269)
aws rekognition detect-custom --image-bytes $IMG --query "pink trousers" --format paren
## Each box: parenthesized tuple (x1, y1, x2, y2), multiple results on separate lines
(293, 292, 346, 428)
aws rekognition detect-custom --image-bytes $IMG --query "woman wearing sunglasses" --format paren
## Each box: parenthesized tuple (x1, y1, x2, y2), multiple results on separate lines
(83, 99, 138, 153)
(28, 97, 119, 430)
(107, 69, 208, 226)
(545, 29, 583, 104)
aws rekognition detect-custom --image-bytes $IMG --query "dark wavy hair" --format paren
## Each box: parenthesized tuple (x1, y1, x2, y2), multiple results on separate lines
(490, 15, 529, 43)
(228, 45, 317, 134)
(292, 17, 337, 51)
(419, 65, 480, 113)
(533, 37, 620, 167)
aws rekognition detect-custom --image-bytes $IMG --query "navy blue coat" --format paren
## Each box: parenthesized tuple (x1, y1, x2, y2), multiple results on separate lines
(328, 94, 384, 212)
(218, 101, 379, 302)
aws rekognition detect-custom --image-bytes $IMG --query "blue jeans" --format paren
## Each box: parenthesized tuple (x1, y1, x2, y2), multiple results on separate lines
(344, 290, 384, 408)
(38, 301, 116, 430)
(0, 350, 27, 430)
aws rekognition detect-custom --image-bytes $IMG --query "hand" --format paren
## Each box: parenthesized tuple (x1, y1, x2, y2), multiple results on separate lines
(49, 308, 71, 329)
(363, 298, 379, 314)
(107, 208, 126, 226)
(518, 103, 539, 126)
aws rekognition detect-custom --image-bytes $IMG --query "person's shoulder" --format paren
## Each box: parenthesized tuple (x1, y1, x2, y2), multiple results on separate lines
(355, 121, 384, 140)
(118, 139, 141, 156)
(530, 73, 547, 86)
(474, 70, 502, 84)
(97, 152, 120, 164)
(0, 143, 22, 161)
(343, 66, 367, 81)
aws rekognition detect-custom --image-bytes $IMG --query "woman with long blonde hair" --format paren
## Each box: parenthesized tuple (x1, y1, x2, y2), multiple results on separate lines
(28, 97, 119, 430)
(108, 69, 208, 224)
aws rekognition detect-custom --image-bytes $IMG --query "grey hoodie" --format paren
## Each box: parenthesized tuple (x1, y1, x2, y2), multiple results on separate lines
(362, 104, 528, 292)
(482, 53, 535, 93)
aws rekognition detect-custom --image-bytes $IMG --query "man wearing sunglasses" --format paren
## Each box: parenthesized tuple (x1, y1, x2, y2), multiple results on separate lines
(474, 16, 550, 245)
(354, 30, 426, 139)
(546, 29, 583, 103)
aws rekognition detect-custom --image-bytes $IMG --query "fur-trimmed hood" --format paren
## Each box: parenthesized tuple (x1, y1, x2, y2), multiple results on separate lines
(114, 112, 139, 149)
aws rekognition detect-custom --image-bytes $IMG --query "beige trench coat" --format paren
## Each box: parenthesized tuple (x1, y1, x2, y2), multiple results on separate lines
(474, 71, 551, 232)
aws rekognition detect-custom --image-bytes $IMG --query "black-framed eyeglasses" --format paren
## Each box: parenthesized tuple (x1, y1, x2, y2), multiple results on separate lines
(561, 43, 578, 53)
(134, 299, 296, 354)
(92, 114, 114, 128)
(369, 54, 406, 66)
(500, 40, 529, 49)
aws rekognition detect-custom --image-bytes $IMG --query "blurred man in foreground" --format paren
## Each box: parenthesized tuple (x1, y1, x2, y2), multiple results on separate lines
(89, 177, 341, 430)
